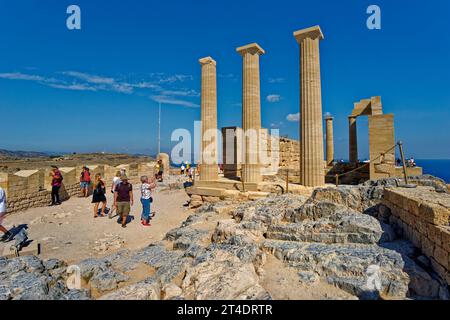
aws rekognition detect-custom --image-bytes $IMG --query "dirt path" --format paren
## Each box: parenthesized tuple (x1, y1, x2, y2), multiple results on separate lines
(1, 183, 191, 264)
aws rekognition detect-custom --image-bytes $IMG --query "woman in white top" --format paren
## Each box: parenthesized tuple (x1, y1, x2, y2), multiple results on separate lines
(140, 175, 156, 226)
(108, 171, 122, 219)
(0, 187, 12, 242)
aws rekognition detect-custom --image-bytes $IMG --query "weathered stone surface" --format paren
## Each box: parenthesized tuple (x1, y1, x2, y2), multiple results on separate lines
(162, 283, 183, 300)
(99, 278, 160, 300)
(381, 240, 446, 299)
(165, 226, 210, 250)
(266, 212, 383, 244)
(89, 269, 129, 293)
(262, 240, 409, 299)
(0, 255, 90, 300)
(233, 194, 307, 224)
(182, 250, 270, 300)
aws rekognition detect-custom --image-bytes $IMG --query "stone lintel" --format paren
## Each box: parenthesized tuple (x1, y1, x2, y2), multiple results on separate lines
(293, 25, 324, 43)
(236, 43, 265, 56)
(199, 56, 216, 66)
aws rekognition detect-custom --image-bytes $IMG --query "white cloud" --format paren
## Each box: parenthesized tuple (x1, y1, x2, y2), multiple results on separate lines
(268, 77, 285, 84)
(266, 94, 281, 103)
(286, 112, 300, 122)
(47, 83, 98, 91)
(0, 72, 45, 81)
(218, 73, 235, 79)
(158, 74, 193, 83)
(270, 121, 284, 128)
(61, 71, 115, 84)
(0, 70, 200, 108)
(160, 89, 200, 97)
(151, 95, 199, 108)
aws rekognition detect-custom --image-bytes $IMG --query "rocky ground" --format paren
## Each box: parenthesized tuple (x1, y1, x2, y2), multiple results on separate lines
(1, 175, 449, 300)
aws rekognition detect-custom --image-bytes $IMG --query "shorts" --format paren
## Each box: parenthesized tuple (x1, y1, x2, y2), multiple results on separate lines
(80, 182, 90, 189)
(116, 202, 131, 217)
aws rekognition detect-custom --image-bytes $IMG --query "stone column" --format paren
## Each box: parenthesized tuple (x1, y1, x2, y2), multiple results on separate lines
(294, 26, 325, 187)
(325, 116, 334, 166)
(349, 116, 358, 163)
(199, 57, 218, 181)
(236, 43, 265, 184)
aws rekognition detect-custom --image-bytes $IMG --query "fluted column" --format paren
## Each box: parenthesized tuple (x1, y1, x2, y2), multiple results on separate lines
(236, 43, 265, 184)
(349, 116, 358, 164)
(325, 116, 334, 166)
(199, 57, 218, 181)
(294, 26, 325, 187)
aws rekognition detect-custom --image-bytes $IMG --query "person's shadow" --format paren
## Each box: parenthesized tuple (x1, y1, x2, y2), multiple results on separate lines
(116, 215, 135, 225)
(7, 224, 28, 239)
(5, 224, 34, 248)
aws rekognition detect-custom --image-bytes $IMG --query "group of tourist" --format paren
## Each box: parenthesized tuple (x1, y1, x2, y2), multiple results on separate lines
(87, 169, 158, 228)
(180, 161, 194, 180)
(395, 157, 417, 168)
(0, 163, 161, 242)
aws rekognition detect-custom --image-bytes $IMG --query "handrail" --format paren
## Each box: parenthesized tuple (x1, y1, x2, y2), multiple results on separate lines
(326, 142, 401, 186)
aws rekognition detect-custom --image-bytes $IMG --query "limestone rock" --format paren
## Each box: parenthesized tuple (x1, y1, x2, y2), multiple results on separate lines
(266, 212, 383, 244)
(182, 250, 270, 300)
(99, 278, 160, 300)
(89, 269, 129, 293)
(263, 240, 410, 299)
(162, 283, 183, 300)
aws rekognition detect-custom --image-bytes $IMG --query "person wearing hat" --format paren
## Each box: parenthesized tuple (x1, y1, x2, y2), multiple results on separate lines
(114, 174, 134, 228)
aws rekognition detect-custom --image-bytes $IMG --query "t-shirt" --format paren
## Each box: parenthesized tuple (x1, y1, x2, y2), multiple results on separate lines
(83, 171, 91, 182)
(115, 182, 133, 202)
(52, 171, 63, 187)
(113, 177, 121, 187)
(0, 187, 6, 213)
(141, 183, 152, 200)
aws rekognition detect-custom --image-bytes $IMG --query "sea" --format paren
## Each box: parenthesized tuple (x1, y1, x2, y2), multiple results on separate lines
(171, 159, 450, 183)
(415, 159, 450, 183)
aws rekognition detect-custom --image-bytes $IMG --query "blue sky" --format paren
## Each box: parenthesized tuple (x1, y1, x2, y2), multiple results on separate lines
(0, 0, 449, 159)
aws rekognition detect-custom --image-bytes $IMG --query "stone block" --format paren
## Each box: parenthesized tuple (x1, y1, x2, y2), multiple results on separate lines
(430, 258, 447, 281)
(434, 246, 448, 270)
(419, 203, 449, 226)
(437, 226, 450, 252)
(421, 235, 435, 257)
(406, 197, 421, 216)
(416, 220, 427, 236)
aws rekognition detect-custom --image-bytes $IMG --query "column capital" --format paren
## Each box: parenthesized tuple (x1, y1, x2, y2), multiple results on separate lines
(325, 115, 334, 121)
(199, 56, 216, 66)
(236, 43, 265, 56)
(293, 25, 324, 43)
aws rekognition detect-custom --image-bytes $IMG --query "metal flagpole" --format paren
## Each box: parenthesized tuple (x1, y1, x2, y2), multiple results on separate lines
(158, 102, 161, 155)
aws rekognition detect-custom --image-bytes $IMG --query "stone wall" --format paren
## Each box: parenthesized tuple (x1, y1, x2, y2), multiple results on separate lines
(368, 114, 396, 180)
(382, 187, 450, 285)
(0, 162, 157, 214)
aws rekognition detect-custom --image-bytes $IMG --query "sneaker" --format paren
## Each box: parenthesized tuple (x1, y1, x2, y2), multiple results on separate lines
(143, 223, 151, 227)
(121, 224, 127, 228)
(1, 232, 13, 242)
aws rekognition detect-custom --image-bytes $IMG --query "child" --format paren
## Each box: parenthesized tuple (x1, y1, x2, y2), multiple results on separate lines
(140, 176, 156, 226)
